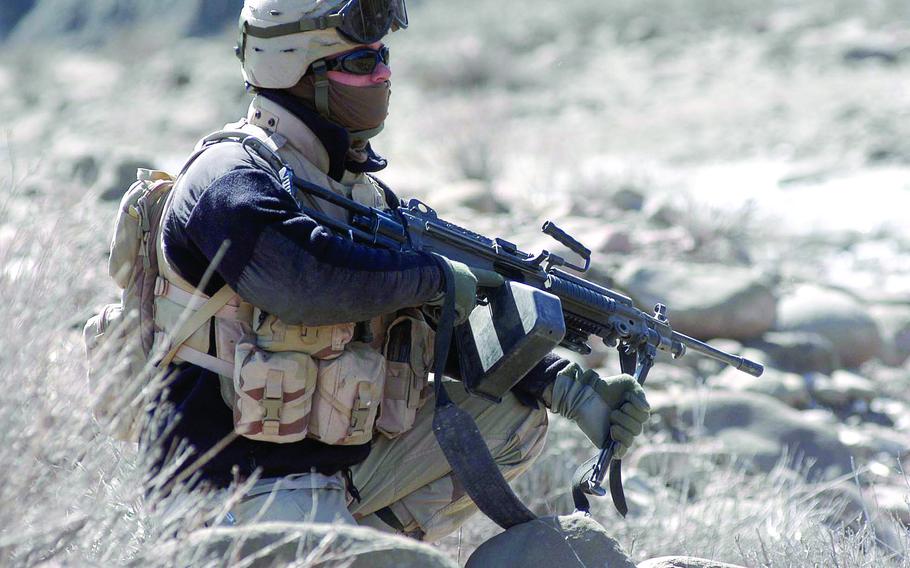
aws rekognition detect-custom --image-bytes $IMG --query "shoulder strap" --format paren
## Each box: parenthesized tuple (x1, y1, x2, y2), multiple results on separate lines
(156, 285, 238, 370)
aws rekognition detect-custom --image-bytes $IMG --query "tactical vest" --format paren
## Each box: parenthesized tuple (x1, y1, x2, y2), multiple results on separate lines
(152, 102, 433, 446)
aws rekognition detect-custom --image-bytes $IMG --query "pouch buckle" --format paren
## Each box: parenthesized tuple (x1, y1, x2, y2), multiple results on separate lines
(349, 382, 373, 436)
(261, 370, 284, 435)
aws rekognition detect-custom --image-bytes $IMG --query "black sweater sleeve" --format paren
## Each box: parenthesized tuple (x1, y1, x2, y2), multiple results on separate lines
(169, 160, 443, 325)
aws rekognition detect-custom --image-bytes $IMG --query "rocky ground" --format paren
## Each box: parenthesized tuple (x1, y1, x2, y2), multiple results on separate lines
(1, 0, 909, 566)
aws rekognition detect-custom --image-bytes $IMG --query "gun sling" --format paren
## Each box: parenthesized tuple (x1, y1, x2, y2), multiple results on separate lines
(430, 255, 537, 530)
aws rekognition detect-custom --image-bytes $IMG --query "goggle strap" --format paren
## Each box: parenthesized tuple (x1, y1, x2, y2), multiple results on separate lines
(312, 61, 332, 119)
(243, 14, 344, 39)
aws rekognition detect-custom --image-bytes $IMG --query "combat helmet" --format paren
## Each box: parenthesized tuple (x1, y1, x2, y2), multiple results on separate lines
(236, 0, 407, 89)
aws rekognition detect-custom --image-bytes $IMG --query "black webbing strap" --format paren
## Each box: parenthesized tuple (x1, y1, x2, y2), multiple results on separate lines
(430, 257, 537, 529)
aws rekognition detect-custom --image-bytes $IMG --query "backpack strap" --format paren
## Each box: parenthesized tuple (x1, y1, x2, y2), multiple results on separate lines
(156, 284, 238, 371)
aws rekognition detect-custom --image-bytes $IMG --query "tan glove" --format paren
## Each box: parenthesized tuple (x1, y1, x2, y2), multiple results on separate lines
(546, 363, 651, 458)
(426, 256, 504, 324)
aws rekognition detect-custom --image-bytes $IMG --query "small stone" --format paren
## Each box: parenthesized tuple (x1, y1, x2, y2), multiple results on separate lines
(612, 187, 646, 211)
(639, 557, 748, 568)
(98, 156, 152, 201)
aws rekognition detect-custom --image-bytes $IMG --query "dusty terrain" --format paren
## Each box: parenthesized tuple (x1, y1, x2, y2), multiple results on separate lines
(1, 0, 909, 565)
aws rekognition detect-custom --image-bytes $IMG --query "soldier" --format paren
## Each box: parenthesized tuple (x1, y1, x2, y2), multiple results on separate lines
(151, 0, 651, 542)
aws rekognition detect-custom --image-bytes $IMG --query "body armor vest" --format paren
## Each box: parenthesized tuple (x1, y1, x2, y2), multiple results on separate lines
(151, 96, 433, 445)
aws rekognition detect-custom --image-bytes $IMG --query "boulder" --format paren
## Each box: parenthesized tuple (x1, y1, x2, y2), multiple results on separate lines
(650, 391, 855, 479)
(869, 304, 910, 367)
(639, 557, 747, 568)
(710, 366, 810, 409)
(776, 285, 882, 368)
(747, 331, 838, 374)
(465, 514, 635, 568)
(616, 261, 777, 341)
(838, 422, 910, 460)
(807, 370, 876, 409)
(153, 522, 457, 568)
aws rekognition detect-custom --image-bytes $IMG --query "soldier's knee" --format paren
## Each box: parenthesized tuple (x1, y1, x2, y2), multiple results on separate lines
(492, 393, 549, 468)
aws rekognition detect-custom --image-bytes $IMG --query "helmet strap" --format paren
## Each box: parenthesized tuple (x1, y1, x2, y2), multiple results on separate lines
(312, 60, 331, 119)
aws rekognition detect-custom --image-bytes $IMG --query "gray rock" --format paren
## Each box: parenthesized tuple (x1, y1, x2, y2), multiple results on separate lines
(98, 156, 152, 201)
(748, 331, 838, 374)
(631, 445, 737, 487)
(776, 285, 883, 368)
(639, 557, 747, 568)
(616, 261, 777, 341)
(651, 391, 855, 479)
(425, 179, 508, 214)
(808, 370, 876, 409)
(843, 46, 901, 65)
(612, 187, 646, 211)
(863, 484, 910, 526)
(465, 514, 635, 568)
(710, 366, 810, 408)
(644, 361, 698, 390)
(154, 522, 457, 568)
(838, 422, 910, 460)
(869, 304, 910, 367)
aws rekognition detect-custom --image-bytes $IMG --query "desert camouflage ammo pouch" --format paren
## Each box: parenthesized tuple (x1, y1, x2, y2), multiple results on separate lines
(308, 342, 387, 446)
(376, 309, 434, 438)
(231, 310, 362, 443)
(233, 341, 318, 442)
(253, 308, 355, 359)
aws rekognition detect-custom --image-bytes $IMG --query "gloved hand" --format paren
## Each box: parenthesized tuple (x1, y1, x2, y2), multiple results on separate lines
(426, 256, 504, 325)
(545, 363, 650, 458)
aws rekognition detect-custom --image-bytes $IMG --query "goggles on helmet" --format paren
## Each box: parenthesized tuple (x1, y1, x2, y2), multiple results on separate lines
(242, 0, 408, 46)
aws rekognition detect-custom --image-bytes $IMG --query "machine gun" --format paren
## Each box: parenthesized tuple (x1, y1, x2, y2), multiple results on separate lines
(277, 164, 764, 514)
(239, 131, 765, 521)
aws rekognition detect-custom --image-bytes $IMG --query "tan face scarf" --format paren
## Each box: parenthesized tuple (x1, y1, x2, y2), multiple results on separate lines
(287, 75, 391, 137)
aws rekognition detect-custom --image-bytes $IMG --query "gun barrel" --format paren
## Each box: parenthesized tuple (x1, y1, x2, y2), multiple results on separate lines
(675, 332, 764, 377)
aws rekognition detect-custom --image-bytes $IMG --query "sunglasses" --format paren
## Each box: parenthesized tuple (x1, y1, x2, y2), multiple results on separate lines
(322, 46, 390, 75)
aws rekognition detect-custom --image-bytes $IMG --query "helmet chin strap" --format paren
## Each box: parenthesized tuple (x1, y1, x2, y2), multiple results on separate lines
(312, 60, 332, 118)
(311, 60, 385, 142)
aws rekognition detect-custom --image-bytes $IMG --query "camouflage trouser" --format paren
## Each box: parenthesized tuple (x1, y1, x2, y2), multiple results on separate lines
(226, 382, 549, 543)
